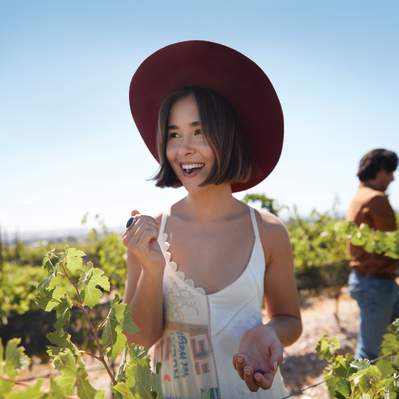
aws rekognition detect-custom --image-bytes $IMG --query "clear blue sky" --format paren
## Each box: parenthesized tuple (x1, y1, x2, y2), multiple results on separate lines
(1, 0, 398, 233)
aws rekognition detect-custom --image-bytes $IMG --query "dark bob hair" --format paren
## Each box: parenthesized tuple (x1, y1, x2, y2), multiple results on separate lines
(357, 148, 398, 182)
(152, 86, 252, 188)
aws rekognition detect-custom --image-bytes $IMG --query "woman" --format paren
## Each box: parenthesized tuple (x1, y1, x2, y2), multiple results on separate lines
(122, 40, 302, 398)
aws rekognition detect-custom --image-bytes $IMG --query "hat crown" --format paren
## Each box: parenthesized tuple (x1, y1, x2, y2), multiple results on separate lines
(130, 40, 284, 192)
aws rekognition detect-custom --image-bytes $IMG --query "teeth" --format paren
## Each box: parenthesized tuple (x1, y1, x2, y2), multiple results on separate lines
(181, 163, 204, 170)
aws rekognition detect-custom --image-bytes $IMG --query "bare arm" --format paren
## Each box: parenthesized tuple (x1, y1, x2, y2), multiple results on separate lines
(233, 210, 302, 392)
(260, 211, 302, 346)
(122, 213, 165, 349)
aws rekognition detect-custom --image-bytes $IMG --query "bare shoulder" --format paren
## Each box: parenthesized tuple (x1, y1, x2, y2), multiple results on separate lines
(253, 208, 291, 263)
(254, 208, 289, 240)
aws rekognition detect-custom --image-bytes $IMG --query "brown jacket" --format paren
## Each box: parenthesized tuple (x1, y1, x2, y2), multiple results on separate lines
(347, 183, 398, 276)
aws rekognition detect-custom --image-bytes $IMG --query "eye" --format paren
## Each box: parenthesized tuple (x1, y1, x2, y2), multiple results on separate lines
(168, 132, 178, 139)
(194, 129, 203, 135)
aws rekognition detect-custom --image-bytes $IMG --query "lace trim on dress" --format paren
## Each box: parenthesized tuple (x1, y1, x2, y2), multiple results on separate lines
(163, 232, 207, 296)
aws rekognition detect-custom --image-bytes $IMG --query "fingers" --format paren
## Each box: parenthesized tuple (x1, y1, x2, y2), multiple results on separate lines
(124, 223, 157, 247)
(252, 340, 282, 390)
(268, 340, 284, 371)
(122, 215, 158, 253)
(233, 353, 247, 380)
(131, 209, 140, 217)
(233, 354, 259, 392)
(125, 213, 158, 232)
(254, 370, 274, 390)
(124, 214, 157, 236)
(233, 353, 276, 392)
(243, 365, 259, 392)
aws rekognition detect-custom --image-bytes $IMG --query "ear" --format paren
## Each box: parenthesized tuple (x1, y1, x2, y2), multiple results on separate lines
(375, 169, 385, 180)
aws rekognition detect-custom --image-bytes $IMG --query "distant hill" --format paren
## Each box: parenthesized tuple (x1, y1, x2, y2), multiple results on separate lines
(1, 226, 124, 245)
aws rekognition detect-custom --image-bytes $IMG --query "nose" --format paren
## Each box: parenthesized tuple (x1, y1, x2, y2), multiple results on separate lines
(178, 135, 195, 155)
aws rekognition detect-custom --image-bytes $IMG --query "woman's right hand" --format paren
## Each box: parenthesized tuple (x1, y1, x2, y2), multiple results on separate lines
(122, 210, 165, 273)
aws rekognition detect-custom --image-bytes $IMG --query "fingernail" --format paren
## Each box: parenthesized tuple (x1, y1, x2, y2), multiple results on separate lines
(237, 356, 243, 364)
(273, 361, 278, 370)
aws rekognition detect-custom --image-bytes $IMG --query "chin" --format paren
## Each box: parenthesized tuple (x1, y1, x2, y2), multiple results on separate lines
(182, 181, 210, 194)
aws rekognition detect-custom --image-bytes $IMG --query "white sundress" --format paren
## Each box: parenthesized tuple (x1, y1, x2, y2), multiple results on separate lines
(149, 206, 288, 399)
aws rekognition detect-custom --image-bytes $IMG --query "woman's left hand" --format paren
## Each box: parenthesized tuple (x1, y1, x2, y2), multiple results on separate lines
(232, 324, 284, 392)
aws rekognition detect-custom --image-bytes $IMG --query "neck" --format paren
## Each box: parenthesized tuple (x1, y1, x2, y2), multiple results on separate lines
(361, 181, 385, 192)
(177, 184, 245, 222)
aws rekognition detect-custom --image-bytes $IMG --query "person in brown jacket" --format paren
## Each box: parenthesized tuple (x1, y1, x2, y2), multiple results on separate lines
(347, 148, 399, 360)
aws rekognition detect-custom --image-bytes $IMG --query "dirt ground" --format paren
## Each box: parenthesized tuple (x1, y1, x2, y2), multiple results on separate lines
(16, 288, 359, 398)
(279, 287, 358, 398)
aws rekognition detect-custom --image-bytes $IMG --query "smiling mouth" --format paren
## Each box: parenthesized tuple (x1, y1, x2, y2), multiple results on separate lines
(180, 163, 205, 176)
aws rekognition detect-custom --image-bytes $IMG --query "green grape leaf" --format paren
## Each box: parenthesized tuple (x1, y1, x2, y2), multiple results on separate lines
(101, 314, 116, 348)
(42, 249, 57, 271)
(0, 338, 3, 374)
(125, 361, 137, 389)
(50, 349, 77, 396)
(333, 354, 353, 377)
(4, 379, 43, 399)
(34, 284, 54, 311)
(4, 338, 29, 378)
(111, 327, 127, 360)
(124, 303, 139, 336)
(380, 320, 399, 357)
(334, 378, 351, 398)
(126, 350, 162, 399)
(0, 380, 13, 397)
(113, 382, 137, 399)
(45, 297, 62, 312)
(376, 358, 394, 376)
(39, 272, 71, 312)
(316, 335, 340, 361)
(51, 284, 71, 303)
(350, 365, 382, 392)
(54, 297, 72, 330)
(76, 376, 105, 399)
(65, 248, 86, 273)
(350, 358, 371, 371)
(101, 298, 130, 361)
(46, 330, 76, 354)
(82, 268, 110, 308)
(101, 298, 120, 347)
(351, 232, 366, 247)
(49, 378, 72, 399)
(47, 274, 64, 292)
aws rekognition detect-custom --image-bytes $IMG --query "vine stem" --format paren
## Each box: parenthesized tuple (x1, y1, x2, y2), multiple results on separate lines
(279, 350, 399, 399)
(0, 374, 30, 386)
(58, 258, 116, 385)
(79, 350, 103, 362)
(0, 364, 108, 384)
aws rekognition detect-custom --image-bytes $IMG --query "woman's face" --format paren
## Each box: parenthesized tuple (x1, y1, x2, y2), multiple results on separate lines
(166, 94, 215, 191)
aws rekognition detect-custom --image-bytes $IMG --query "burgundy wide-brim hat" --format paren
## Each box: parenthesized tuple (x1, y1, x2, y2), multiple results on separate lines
(129, 40, 284, 192)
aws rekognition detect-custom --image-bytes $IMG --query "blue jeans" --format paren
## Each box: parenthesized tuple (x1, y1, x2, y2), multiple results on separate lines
(348, 269, 399, 360)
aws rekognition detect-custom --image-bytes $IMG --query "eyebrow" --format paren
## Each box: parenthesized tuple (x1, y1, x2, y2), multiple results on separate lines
(167, 121, 201, 130)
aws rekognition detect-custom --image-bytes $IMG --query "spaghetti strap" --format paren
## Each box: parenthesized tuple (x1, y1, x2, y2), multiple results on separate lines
(157, 208, 170, 242)
(249, 206, 261, 242)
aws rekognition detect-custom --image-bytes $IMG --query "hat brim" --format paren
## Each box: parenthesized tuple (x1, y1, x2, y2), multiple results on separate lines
(129, 40, 284, 192)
